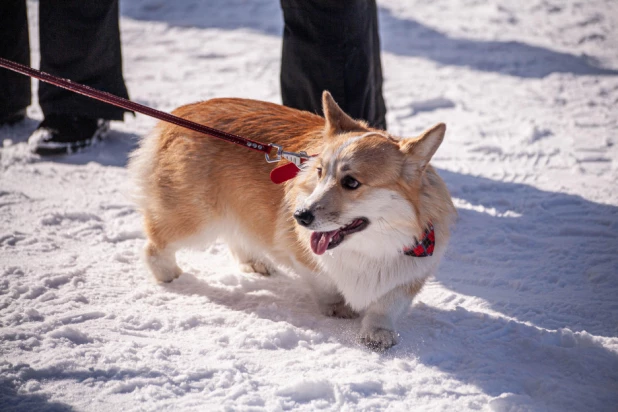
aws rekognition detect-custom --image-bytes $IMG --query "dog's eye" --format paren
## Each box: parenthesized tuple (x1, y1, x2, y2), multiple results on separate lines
(341, 176, 361, 190)
(317, 167, 323, 178)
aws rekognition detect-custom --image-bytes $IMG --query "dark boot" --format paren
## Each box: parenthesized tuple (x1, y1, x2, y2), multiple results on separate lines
(28, 114, 110, 155)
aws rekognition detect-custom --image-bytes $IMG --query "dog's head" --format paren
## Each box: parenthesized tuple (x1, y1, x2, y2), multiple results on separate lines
(292, 91, 447, 257)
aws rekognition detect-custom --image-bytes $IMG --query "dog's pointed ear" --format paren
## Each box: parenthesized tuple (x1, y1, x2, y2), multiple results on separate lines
(322, 91, 367, 136)
(399, 123, 446, 178)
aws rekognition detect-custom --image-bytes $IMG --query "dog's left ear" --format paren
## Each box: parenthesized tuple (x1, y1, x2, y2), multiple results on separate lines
(322, 91, 367, 136)
(399, 123, 446, 178)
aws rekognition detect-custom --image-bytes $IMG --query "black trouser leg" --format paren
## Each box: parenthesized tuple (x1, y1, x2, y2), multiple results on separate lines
(38, 0, 129, 120)
(0, 0, 31, 117)
(280, 0, 386, 129)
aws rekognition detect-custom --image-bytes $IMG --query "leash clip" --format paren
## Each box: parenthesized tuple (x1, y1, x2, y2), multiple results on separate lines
(265, 144, 310, 167)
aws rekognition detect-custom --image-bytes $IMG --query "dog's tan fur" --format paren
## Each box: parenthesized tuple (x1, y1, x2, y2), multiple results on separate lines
(129, 92, 456, 350)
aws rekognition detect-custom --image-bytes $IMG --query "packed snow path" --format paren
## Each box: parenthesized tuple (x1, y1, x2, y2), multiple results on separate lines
(1, 0, 617, 410)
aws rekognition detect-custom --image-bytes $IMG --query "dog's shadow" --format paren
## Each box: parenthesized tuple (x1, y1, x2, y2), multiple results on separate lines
(161, 168, 618, 410)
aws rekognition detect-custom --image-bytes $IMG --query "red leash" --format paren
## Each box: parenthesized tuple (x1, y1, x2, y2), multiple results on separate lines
(0, 57, 309, 182)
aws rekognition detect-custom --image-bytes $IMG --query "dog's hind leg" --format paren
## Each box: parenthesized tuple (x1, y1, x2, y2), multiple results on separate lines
(142, 214, 188, 283)
(144, 241, 182, 283)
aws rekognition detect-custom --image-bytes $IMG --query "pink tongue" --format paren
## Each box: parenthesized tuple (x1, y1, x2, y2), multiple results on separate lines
(310, 230, 338, 255)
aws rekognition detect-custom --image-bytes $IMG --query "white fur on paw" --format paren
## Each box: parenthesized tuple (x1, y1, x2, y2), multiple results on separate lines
(146, 255, 182, 283)
(239, 261, 271, 276)
(321, 301, 359, 319)
(359, 327, 398, 351)
(151, 265, 182, 283)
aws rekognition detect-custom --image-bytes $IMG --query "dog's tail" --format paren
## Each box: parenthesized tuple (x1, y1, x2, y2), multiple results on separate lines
(126, 125, 163, 212)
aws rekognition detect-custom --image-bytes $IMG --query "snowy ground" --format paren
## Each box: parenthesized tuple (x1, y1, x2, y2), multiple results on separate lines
(1, 0, 618, 410)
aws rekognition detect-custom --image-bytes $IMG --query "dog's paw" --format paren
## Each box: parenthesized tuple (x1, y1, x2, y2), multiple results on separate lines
(239, 261, 271, 276)
(359, 327, 398, 352)
(145, 247, 183, 283)
(321, 301, 359, 319)
(151, 264, 182, 283)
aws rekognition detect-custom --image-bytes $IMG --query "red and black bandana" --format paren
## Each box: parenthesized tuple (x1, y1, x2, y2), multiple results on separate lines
(402, 223, 435, 257)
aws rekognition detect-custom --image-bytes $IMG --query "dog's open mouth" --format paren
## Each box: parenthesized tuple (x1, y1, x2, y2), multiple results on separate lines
(310, 218, 369, 255)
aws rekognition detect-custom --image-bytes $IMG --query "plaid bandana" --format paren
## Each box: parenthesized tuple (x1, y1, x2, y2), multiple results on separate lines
(402, 223, 435, 257)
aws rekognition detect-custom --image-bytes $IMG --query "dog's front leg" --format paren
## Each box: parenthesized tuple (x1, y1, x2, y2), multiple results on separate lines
(359, 285, 414, 351)
(296, 268, 359, 319)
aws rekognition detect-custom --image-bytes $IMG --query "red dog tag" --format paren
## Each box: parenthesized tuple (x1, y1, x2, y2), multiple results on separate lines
(270, 163, 301, 184)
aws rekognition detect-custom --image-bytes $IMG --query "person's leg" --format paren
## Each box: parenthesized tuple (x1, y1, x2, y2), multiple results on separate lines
(280, 0, 386, 129)
(38, 0, 128, 120)
(30, 0, 129, 155)
(0, 0, 31, 124)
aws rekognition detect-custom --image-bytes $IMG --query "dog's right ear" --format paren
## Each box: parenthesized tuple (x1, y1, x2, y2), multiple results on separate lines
(322, 91, 367, 136)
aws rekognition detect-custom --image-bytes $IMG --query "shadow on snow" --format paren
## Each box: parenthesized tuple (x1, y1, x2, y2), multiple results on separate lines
(0, 376, 74, 412)
(0, 119, 139, 168)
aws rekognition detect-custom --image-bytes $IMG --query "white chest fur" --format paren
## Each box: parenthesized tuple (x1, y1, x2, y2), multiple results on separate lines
(316, 247, 441, 310)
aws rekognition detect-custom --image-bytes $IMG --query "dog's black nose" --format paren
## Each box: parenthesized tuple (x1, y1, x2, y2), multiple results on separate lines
(294, 209, 314, 227)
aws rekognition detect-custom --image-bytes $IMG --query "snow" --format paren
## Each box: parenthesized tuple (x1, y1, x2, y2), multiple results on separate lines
(1, 0, 617, 410)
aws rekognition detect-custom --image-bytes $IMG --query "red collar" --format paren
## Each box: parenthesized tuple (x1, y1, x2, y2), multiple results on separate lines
(402, 223, 435, 257)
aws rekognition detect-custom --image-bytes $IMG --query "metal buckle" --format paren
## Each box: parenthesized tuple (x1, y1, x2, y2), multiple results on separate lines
(265, 144, 282, 163)
(265, 144, 310, 167)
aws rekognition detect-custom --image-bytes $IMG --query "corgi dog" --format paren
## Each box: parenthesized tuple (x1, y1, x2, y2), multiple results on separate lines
(129, 91, 456, 351)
